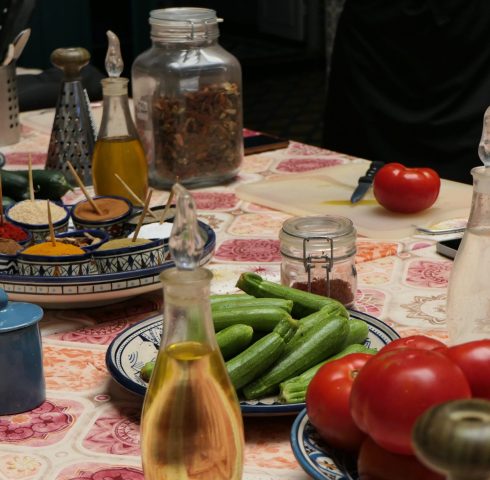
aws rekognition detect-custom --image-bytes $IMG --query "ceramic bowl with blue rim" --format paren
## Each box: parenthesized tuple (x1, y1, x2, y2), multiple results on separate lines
(54, 229, 109, 252)
(17, 250, 92, 277)
(6, 201, 70, 243)
(0, 252, 19, 274)
(93, 238, 167, 274)
(71, 195, 133, 239)
(106, 309, 400, 416)
(291, 408, 358, 480)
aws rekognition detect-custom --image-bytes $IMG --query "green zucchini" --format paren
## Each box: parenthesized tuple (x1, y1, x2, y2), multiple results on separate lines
(212, 297, 293, 313)
(0, 170, 29, 201)
(236, 272, 348, 318)
(12, 169, 73, 200)
(242, 313, 349, 400)
(2, 196, 15, 209)
(140, 361, 155, 382)
(213, 306, 292, 332)
(340, 318, 369, 350)
(225, 317, 298, 390)
(279, 343, 378, 404)
(210, 293, 253, 304)
(216, 324, 254, 360)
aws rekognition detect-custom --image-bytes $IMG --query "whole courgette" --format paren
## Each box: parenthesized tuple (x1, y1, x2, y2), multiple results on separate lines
(339, 318, 369, 350)
(213, 306, 292, 332)
(212, 297, 293, 314)
(216, 324, 254, 360)
(0, 170, 29, 201)
(225, 316, 298, 390)
(242, 312, 349, 400)
(236, 272, 347, 318)
(278, 343, 378, 404)
(12, 169, 73, 200)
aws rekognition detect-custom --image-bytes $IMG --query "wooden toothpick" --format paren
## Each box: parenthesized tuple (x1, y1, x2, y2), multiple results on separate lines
(28, 154, 35, 202)
(132, 189, 153, 242)
(47, 201, 56, 247)
(66, 161, 103, 216)
(160, 178, 179, 225)
(114, 173, 158, 220)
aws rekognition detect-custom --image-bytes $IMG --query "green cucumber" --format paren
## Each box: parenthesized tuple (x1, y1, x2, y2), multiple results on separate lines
(243, 313, 349, 399)
(212, 297, 293, 313)
(12, 169, 73, 200)
(279, 343, 378, 404)
(236, 272, 348, 318)
(213, 306, 292, 332)
(340, 318, 369, 350)
(225, 317, 298, 390)
(0, 170, 29, 201)
(216, 324, 254, 360)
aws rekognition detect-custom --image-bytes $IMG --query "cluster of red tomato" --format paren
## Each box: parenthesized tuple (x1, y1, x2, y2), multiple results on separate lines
(306, 335, 490, 479)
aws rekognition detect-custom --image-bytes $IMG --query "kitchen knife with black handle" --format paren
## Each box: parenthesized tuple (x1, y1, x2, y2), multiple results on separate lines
(350, 161, 385, 203)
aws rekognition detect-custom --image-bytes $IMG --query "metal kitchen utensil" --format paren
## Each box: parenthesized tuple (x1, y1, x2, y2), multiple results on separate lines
(0, 61, 19, 146)
(350, 160, 385, 203)
(12, 27, 30, 60)
(45, 47, 97, 185)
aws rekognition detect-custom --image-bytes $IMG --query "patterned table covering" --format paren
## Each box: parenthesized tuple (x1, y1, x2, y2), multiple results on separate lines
(0, 113, 463, 480)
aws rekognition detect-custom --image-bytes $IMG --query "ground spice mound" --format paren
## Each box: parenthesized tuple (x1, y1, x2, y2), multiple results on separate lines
(8, 200, 67, 225)
(23, 241, 85, 256)
(0, 238, 22, 254)
(0, 222, 28, 241)
(73, 197, 130, 222)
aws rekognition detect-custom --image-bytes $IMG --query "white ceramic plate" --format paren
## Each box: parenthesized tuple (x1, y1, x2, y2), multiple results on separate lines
(0, 222, 215, 309)
(291, 408, 358, 480)
(105, 309, 399, 416)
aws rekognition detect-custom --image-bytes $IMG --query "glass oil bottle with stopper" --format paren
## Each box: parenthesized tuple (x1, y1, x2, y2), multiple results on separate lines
(279, 215, 357, 307)
(92, 32, 148, 202)
(446, 109, 490, 344)
(140, 184, 244, 480)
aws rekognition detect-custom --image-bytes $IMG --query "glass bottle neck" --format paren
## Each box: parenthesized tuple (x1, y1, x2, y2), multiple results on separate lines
(159, 268, 216, 348)
(98, 89, 138, 140)
(468, 166, 490, 228)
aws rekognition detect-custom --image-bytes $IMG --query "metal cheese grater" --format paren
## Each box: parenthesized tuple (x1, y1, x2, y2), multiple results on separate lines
(45, 47, 97, 185)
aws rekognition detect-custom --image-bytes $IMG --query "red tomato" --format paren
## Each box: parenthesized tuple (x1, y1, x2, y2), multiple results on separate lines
(373, 163, 441, 214)
(350, 348, 471, 455)
(306, 353, 372, 452)
(379, 335, 447, 354)
(443, 339, 490, 400)
(357, 436, 444, 480)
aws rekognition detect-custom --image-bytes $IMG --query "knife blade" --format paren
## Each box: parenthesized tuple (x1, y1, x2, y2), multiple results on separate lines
(350, 161, 385, 203)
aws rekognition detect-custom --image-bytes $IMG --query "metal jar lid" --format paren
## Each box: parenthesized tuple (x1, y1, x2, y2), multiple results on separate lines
(280, 215, 356, 263)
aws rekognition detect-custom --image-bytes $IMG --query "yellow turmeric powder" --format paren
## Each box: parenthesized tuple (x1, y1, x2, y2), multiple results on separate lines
(22, 241, 85, 256)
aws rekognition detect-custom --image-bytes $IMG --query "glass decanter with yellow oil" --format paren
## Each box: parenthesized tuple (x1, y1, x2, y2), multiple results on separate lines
(140, 184, 244, 480)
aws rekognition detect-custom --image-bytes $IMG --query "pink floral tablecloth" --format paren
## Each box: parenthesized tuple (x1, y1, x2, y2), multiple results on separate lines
(0, 113, 459, 480)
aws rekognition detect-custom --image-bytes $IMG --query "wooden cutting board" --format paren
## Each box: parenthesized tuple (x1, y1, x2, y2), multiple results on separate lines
(236, 162, 472, 239)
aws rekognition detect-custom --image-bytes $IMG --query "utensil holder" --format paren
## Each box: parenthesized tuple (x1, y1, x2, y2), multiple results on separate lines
(0, 63, 20, 147)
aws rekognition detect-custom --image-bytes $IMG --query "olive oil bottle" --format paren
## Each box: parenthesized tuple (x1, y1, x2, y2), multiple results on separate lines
(92, 78, 148, 202)
(141, 185, 244, 480)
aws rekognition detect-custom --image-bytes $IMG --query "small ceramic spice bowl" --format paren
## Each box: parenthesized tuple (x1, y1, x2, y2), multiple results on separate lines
(54, 229, 109, 252)
(6, 200, 70, 243)
(93, 238, 167, 274)
(17, 248, 92, 277)
(71, 195, 133, 239)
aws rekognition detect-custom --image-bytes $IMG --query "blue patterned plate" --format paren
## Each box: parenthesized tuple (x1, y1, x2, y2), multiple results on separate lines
(291, 408, 358, 480)
(106, 309, 399, 416)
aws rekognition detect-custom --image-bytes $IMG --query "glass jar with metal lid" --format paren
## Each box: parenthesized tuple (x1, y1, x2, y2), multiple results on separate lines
(279, 215, 357, 307)
(131, 7, 243, 189)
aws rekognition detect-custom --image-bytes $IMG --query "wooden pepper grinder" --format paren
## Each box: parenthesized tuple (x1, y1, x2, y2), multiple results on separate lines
(45, 47, 97, 185)
(412, 399, 490, 480)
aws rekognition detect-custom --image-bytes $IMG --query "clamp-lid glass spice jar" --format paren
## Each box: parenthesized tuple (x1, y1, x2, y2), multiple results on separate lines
(132, 7, 243, 189)
(280, 215, 357, 307)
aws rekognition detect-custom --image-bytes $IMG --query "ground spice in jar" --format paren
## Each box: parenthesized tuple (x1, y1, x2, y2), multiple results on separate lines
(8, 200, 67, 225)
(23, 241, 85, 256)
(0, 238, 22, 254)
(0, 222, 28, 241)
(292, 278, 355, 306)
(153, 82, 242, 181)
(73, 197, 130, 222)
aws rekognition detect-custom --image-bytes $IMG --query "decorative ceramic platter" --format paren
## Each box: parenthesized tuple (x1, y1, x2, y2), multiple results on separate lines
(106, 309, 400, 416)
(291, 408, 358, 480)
(0, 222, 215, 309)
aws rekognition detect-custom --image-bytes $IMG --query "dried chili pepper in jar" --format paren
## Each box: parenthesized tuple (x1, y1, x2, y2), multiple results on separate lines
(132, 8, 243, 189)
